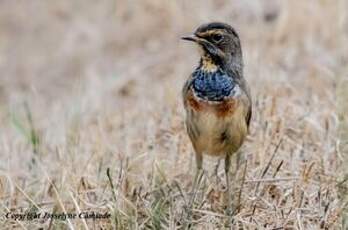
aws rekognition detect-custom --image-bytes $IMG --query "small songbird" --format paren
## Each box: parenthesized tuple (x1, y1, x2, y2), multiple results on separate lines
(181, 22, 252, 213)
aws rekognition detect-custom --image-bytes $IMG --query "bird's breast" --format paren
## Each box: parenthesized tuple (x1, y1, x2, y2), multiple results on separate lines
(186, 88, 239, 118)
(192, 68, 235, 101)
(184, 87, 247, 155)
(185, 68, 241, 118)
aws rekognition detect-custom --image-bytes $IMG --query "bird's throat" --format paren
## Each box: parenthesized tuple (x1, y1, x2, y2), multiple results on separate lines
(200, 55, 218, 73)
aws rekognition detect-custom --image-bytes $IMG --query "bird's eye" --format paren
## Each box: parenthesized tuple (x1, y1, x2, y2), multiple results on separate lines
(211, 34, 223, 43)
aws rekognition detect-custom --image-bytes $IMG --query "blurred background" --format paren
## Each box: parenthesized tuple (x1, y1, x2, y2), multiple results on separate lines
(0, 0, 347, 228)
(1, 1, 346, 104)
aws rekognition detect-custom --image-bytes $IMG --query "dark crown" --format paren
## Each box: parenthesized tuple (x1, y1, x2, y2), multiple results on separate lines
(195, 22, 239, 38)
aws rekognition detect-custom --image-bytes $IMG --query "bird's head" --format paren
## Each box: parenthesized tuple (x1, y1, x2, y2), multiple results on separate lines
(182, 22, 243, 73)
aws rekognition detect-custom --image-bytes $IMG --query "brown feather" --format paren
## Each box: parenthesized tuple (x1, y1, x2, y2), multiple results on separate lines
(185, 87, 238, 118)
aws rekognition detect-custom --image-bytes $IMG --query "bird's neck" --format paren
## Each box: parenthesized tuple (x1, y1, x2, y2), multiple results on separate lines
(199, 54, 243, 80)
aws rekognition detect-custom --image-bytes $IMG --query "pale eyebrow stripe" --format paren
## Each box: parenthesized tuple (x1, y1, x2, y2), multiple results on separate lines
(196, 30, 226, 37)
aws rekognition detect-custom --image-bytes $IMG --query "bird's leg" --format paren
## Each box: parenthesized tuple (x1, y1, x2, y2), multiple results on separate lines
(188, 152, 203, 209)
(225, 154, 232, 216)
(214, 158, 221, 185)
(183, 152, 203, 228)
(236, 150, 241, 172)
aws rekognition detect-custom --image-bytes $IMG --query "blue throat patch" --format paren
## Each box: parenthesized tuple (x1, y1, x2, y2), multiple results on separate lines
(192, 68, 235, 101)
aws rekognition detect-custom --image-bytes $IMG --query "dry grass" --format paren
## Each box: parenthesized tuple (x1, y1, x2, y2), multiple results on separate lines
(0, 0, 347, 229)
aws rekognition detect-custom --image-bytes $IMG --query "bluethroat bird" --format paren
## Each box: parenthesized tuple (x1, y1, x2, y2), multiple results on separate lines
(182, 22, 252, 213)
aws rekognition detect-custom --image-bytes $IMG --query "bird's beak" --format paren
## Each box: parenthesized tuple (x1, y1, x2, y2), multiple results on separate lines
(181, 33, 224, 60)
(181, 34, 200, 43)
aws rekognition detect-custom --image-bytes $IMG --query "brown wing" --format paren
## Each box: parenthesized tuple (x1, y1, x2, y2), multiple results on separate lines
(240, 79, 252, 130)
(182, 74, 194, 107)
(246, 104, 252, 129)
